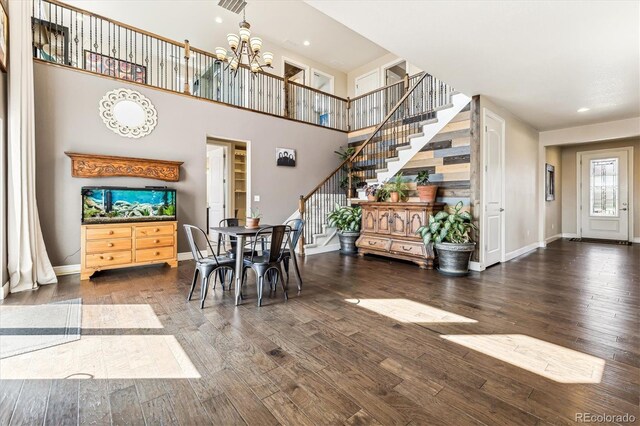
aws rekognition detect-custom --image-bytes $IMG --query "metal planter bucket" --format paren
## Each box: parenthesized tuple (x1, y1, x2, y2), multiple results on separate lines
(435, 242, 475, 276)
(338, 231, 360, 254)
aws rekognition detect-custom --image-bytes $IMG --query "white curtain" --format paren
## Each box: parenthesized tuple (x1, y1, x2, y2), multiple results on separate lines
(7, 0, 57, 293)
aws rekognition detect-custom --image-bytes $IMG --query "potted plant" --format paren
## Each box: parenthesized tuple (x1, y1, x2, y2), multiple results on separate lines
(364, 184, 379, 201)
(415, 170, 438, 203)
(339, 175, 362, 198)
(384, 173, 409, 202)
(327, 203, 362, 254)
(246, 208, 262, 228)
(416, 201, 476, 276)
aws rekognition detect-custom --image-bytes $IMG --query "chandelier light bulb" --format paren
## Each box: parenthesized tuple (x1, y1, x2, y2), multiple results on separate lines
(230, 58, 239, 70)
(262, 52, 273, 66)
(215, 47, 228, 61)
(250, 37, 262, 53)
(239, 27, 251, 42)
(227, 34, 239, 50)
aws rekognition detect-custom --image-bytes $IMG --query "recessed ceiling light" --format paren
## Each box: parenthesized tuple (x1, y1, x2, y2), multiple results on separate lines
(303, 40, 310, 46)
(577, 107, 590, 113)
(215, 16, 223, 23)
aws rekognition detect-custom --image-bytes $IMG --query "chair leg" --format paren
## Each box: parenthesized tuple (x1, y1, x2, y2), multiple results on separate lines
(200, 273, 210, 309)
(257, 275, 264, 307)
(276, 265, 288, 301)
(283, 258, 290, 283)
(188, 268, 199, 301)
(225, 267, 234, 291)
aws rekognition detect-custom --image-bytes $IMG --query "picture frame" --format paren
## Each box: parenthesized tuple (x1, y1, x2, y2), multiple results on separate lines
(545, 163, 555, 201)
(84, 50, 147, 84)
(276, 148, 296, 167)
(0, 1, 8, 72)
(32, 17, 70, 66)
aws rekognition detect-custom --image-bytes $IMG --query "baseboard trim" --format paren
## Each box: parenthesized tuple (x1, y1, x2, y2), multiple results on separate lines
(305, 244, 340, 256)
(562, 233, 578, 238)
(632, 237, 640, 243)
(177, 252, 194, 261)
(53, 264, 81, 276)
(504, 242, 540, 262)
(468, 261, 484, 272)
(544, 234, 562, 244)
(0, 281, 8, 299)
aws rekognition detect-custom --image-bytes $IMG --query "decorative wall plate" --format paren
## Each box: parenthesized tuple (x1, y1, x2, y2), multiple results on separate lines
(99, 88, 157, 138)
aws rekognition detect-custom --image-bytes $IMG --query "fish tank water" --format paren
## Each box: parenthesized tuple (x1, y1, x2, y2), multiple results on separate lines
(82, 187, 177, 224)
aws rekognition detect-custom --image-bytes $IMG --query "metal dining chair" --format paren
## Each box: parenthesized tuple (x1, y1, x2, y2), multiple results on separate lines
(241, 225, 290, 306)
(264, 219, 304, 292)
(183, 224, 235, 309)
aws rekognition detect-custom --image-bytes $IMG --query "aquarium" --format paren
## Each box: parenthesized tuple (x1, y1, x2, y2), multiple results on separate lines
(82, 187, 176, 224)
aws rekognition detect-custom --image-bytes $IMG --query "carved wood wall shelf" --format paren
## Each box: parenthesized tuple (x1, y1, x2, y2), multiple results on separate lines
(65, 152, 183, 182)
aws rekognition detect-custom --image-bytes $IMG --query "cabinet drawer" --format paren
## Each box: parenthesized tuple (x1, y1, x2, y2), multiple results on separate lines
(136, 236, 174, 250)
(85, 251, 132, 268)
(136, 246, 174, 263)
(86, 227, 132, 240)
(390, 240, 425, 257)
(85, 238, 132, 254)
(136, 224, 174, 238)
(357, 236, 391, 251)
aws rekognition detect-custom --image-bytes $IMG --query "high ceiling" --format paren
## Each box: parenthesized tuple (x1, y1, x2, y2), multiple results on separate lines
(306, 0, 640, 131)
(62, 0, 389, 73)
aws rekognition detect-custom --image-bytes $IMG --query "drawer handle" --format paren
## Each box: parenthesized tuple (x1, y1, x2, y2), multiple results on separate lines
(108, 230, 114, 235)
(155, 251, 160, 256)
(107, 243, 114, 247)
(155, 228, 160, 232)
(368, 241, 377, 246)
(100, 256, 114, 261)
(402, 245, 413, 251)
(154, 239, 160, 243)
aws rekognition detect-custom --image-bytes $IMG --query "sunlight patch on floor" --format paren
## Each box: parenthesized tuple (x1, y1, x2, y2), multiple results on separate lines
(0, 335, 200, 380)
(442, 334, 605, 384)
(82, 304, 164, 329)
(345, 298, 477, 323)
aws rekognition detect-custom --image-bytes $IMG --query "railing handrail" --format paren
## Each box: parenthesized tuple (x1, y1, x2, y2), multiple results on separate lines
(286, 80, 349, 102)
(301, 72, 428, 203)
(349, 73, 420, 102)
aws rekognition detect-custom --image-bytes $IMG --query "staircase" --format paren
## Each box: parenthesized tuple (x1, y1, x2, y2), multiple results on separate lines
(296, 73, 470, 255)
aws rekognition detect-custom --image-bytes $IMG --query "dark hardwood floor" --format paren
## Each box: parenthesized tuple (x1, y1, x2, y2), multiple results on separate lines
(1, 239, 638, 425)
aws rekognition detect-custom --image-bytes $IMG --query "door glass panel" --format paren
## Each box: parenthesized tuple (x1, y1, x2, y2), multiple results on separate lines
(590, 158, 618, 216)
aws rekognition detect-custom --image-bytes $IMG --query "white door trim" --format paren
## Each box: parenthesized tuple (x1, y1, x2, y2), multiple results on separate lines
(576, 146, 634, 240)
(310, 68, 335, 94)
(379, 57, 406, 86)
(282, 56, 310, 84)
(481, 107, 506, 266)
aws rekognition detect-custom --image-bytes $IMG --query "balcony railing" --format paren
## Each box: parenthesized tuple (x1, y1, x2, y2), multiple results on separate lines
(31, 0, 418, 133)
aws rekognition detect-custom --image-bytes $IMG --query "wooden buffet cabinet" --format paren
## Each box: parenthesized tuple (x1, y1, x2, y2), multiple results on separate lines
(355, 202, 445, 269)
(81, 221, 178, 280)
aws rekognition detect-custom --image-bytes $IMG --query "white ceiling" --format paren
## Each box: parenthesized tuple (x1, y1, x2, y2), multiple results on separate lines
(306, 0, 640, 131)
(63, 0, 388, 73)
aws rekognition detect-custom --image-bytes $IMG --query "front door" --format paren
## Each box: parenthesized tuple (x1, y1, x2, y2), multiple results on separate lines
(580, 150, 629, 241)
(484, 111, 505, 267)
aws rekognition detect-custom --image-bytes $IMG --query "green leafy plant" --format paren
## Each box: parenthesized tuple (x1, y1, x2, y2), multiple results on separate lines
(334, 146, 356, 161)
(384, 173, 409, 199)
(327, 204, 362, 233)
(415, 170, 430, 186)
(339, 174, 363, 190)
(376, 185, 390, 201)
(248, 208, 262, 219)
(364, 184, 379, 197)
(416, 201, 476, 244)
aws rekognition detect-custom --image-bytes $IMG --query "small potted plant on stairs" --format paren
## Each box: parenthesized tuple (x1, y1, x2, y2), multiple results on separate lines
(385, 173, 409, 202)
(415, 170, 438, 203)
(416, 201, 476, 276)
(327, 203, 362, 254)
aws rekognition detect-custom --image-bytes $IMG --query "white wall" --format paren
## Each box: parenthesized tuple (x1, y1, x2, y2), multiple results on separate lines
(480, 96, 540, 259)
(347, 53, 422, 97)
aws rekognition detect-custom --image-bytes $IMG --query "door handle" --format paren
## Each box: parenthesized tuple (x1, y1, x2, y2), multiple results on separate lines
(499, 208, 504, 212)
(620, 208, 628, 211)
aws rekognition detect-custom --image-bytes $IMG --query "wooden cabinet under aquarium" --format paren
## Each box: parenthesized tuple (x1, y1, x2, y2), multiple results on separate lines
(80, 187, 178, 280)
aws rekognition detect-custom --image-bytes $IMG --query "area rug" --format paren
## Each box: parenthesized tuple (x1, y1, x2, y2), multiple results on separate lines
(0, 298, 82, 359)
(569, 238, 632, 246)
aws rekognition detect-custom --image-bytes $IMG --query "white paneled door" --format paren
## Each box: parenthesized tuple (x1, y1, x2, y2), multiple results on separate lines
(207, 146, 226, 233)
(579, 149, 629, 241)
(484, 111, 505, 267)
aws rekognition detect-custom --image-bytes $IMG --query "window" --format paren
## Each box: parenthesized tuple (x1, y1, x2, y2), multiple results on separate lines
(589, 158, 618, 216)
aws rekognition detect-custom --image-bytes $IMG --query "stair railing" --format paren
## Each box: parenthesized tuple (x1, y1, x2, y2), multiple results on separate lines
(299, 72, 455, 254)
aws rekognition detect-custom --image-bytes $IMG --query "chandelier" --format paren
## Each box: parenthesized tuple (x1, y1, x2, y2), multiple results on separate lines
(215, 9, 273, 74)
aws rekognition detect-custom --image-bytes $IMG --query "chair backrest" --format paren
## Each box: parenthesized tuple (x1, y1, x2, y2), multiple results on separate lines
(183, 224, 218, 265)
(216, 218, 239, 255)
(250, 225, 289, 263)
(285, 219, 305, 251)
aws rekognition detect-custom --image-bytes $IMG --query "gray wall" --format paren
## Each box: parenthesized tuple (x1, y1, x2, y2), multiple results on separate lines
(34, 62, 347, 266)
